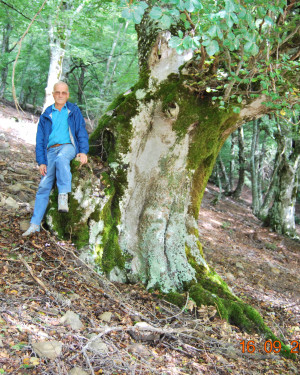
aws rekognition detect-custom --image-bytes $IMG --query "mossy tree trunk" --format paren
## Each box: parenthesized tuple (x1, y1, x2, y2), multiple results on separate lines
(49, 18, 272, 289)
(86, 26, 272, 292)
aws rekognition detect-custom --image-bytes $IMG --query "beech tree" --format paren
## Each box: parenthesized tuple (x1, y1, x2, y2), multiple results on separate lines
(43, 0, 88, 109)
(46, 0, 299, 348)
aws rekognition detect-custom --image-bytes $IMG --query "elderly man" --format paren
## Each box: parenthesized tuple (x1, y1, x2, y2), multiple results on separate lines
(23, 81, 89, 236)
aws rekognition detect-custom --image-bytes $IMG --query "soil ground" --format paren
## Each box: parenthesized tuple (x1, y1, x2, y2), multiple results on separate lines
(0, 101, 299, 374)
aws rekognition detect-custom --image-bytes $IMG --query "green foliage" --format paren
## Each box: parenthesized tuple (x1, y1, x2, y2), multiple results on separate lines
(0, 0, 139, 118)
(121, 0, 299, 112)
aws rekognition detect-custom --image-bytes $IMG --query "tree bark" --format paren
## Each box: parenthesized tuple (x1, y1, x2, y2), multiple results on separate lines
(0, 22, 12, 99)
(258, 150, 281, 220)
(250, 119, 261, 215)
(266, 124, 300, 237)
(232, 127, 245, 199)
(229, 132, 237, 192)
(218, 154, 230, 194)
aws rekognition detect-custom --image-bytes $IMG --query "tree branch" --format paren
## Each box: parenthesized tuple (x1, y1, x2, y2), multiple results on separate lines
(0, 0, 31, 20)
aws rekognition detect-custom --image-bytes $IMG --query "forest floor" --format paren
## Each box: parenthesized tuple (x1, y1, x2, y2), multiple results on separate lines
(0, 101, 299, 375)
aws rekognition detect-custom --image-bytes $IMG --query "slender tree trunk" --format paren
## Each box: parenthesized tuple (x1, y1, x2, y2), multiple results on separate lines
(98, 22, 124, 109)
(232, 127, 245, 198)
(257, 131, 267, 206)
(43, 0, 87, 109)
(258, 150, 281, 220)
(229, 132, 237, 191)
(251, 119, 261, 215)
(43, 23, 69, 109)
(218, 154, 230, 194)
(0, 23, 13, 99)
(266, 124, 300, 237)
(77, 62, 85, 105)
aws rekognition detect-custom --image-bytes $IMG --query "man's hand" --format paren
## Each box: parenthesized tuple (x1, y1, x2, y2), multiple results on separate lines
(39, 164, 47, 176)
(76, 153, 88, 165)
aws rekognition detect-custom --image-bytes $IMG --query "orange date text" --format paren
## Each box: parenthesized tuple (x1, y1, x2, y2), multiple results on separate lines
(239, 340, 299, 354)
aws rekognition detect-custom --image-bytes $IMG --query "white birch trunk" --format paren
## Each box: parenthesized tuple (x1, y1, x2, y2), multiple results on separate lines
(43, 0, 88, 110)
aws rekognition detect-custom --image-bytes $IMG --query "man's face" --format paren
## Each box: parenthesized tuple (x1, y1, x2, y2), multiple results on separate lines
(52, 83, 70, 107)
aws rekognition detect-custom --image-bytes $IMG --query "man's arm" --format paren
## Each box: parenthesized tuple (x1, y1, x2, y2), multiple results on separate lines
(75, 106, 89, 164)
(36, 116, 47, 166)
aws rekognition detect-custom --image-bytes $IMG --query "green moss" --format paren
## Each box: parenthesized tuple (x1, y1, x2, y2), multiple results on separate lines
(47, 187, 89, 249)
(164, 292, 187, 307)
(154, 74, 240, 219)
(90, 69, 150, 163)
(186, 283, 295, 359)
(94, 173, 125, 273)
(88, 70, 152, 274)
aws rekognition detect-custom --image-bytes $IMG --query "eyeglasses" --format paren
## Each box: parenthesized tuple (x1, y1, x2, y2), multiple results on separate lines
(53, 91, 69, 95)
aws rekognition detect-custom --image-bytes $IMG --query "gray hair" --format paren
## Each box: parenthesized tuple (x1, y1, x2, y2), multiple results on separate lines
(53, 81, 69, 92)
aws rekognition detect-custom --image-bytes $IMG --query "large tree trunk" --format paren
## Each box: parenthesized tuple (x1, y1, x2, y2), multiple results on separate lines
(45, 4, 298, 356)
(48, 25, 268, 292)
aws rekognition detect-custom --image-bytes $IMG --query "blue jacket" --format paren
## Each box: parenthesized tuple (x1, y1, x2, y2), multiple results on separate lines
(36, 102, 89, 165)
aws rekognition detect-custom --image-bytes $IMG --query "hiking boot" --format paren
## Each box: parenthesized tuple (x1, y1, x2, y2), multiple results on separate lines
(58, 193, 69, 212)
(22, 224, 40, 237)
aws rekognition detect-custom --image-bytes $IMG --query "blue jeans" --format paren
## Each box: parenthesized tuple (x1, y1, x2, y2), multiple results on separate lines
(31, 144, 76, 225)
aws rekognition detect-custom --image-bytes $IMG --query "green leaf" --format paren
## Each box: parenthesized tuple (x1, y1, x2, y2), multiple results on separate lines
(225, 14, 234, 28)
(225, 0, 236, 13)
(178, 30, 184, 38)
(206, 40, 219, 56)
(169, 8, 180, 17)
(208, 25, 217, 38)
(184, 21, 191, 29)
(191, 37, 200, 48)
(186, 0, 195, 12)
(183, 36, 192, 49)
(176, 46, 185, 55)
(245, 42, 259, 56)
(149, 6, 162, 20)
(138, 1, 149, 11)
(185, 0, 203, 12)
(265, 16, 274, 25)
(161, 14, 172, 29)
(233, 106, 241, 113)
(133, 11, 142, 24)
(230, 12, 239, 24)
(180, 12, 187, 22)
(169, 36, 182, 49)
(121, 8, 133, 21)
